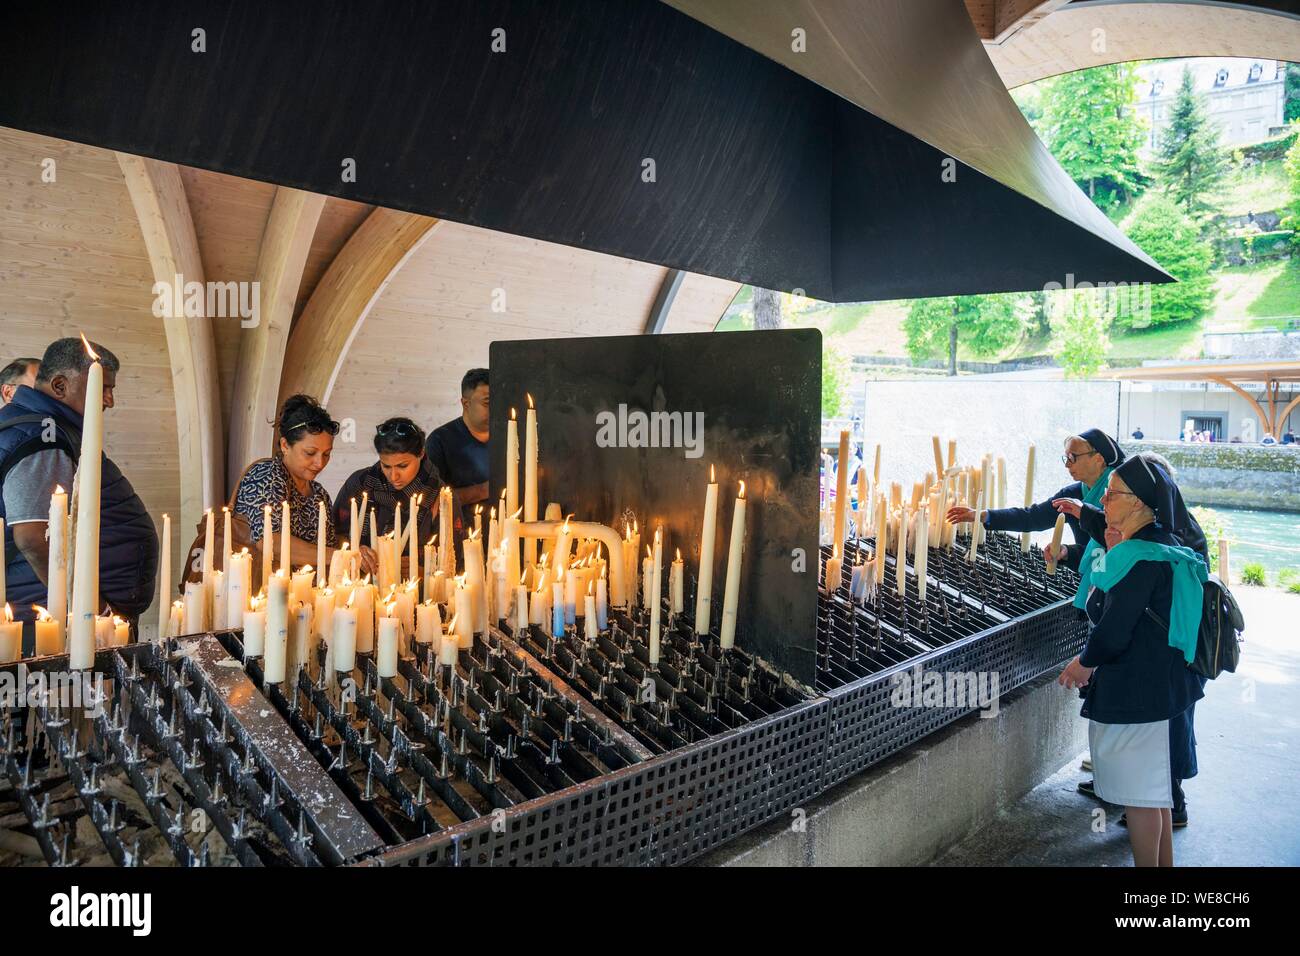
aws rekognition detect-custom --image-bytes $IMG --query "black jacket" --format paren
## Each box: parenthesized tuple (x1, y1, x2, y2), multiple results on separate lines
(982, 481, 1092, 572)
(1079, 524, 1204, 724)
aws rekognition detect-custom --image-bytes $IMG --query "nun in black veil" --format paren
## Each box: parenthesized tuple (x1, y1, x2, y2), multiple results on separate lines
(1057, 456, 1208, 866)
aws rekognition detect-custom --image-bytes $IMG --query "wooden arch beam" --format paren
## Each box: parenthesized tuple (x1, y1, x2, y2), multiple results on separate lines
(228, 188, 326, 487)
(116, 153, 224, 532)
(1277, 393, 1300, 437)
(1210, 376, 1274, 440)
(278, 208, 438, 415)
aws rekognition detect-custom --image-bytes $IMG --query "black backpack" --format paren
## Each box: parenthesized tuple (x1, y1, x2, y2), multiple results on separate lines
(1145, 573, 1244, 680)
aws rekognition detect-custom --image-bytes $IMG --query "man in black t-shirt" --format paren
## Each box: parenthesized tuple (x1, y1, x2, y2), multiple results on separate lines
(425, 368, 489, 534)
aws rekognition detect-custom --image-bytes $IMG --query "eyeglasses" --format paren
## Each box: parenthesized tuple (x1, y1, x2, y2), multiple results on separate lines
(286, 418, 340, 436)
(1061, 450, 1101, 466)
(376, 421, 417, 438)
(1101, 488, 1138, 500)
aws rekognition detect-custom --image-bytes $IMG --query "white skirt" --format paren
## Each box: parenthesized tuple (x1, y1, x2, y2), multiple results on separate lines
(1088, 718, 1173, 808)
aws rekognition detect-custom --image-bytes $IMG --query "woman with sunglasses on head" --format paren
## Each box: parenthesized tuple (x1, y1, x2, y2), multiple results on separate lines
(233, 394, 345, 574)
(945, 427, 1125, 575)
(335, 417, 444, 578)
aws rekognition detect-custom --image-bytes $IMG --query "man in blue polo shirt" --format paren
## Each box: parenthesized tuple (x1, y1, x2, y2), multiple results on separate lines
(425, 368, 489, 536)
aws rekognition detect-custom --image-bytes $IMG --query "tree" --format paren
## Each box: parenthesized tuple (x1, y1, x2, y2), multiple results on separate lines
(822, 345, 850, 418)
(1118, 196, 1215, 328)
(903, 294, 1028, 375)
(752, 287, 782, 329)
(1285, 63, 1300, 125)
(1038, 64, 1147, 210)
(1281, 123, 1300, 247)
(1051, 289, 1110, 379)
(1154, 66, 1228, 221)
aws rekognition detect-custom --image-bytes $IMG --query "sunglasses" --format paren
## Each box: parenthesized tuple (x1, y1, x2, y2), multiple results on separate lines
(376, 421, 417, 438)
(286, 418, 340, 436)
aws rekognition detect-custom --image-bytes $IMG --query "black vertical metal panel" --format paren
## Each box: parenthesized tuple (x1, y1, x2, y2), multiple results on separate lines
(488, 330, 821, 683)
(0, 0, 1169, 301)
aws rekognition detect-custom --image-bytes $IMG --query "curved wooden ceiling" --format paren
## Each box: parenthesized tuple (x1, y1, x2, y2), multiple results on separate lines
(976, 1, 1300, 88)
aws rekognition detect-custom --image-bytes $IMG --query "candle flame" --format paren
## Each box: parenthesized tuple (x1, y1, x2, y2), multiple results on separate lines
(448, 613, 459, 631)
(360, 573, 371, 586)
(738, 480, 746, 499)
(3, 603, 12, 623)
(468, 527, 480, 541)
(341, 572, 352, 586)
(526, 393, 534, 409)
(510, 407, 517, 421)
(384, 602, 396, 617)
(113, 615, 125, 626)
(274, 568, 286, 579)
(490, 507, 496, 520)
(510, 507, 522, 519)
(301, 565, 313, 575)
(475, 503, 483, 517)
(339, 542, 349, 552)
(55, 484, 66, 495)
(322, 587, 333, 597)
(562, 513, 572, 532)
(32, 604, 51, 622)
(710, 463, 716, 483)
(588, 581, 594, 595)
(346, 590, 357, 608)
(676, 547, 681, 561)
(80, 333, 99, 361)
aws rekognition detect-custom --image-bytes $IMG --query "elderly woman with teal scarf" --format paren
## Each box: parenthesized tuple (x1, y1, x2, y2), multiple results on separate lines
(945, 427, 1124, 573)
(1056, 451, 1208, 827)
(1057, 456, 1207, 867)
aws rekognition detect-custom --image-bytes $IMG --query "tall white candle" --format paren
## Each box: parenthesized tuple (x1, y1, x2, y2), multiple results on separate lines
(316, 500, 327, 587)
(896, 509, 909, 596)
(1021, 443, 1036, 553)
(875, 496, 888, 584)
(1046, 513, 1067, 575)
(454, 578, 474, 648)
(182, 581, 205, 636)
(670, 548, 684, 615)
(596, 571, 608, 631)
(212, 569, 226, 630)
(279, 500, 291, 575)
(719, 483, 747, 651)
(202, 506, 214, 602)
(48, 486, 69, 650)
(313, 586, 335, 643)
(463, 533, 486, 635)
(350, 496, 360, 554)
(649, 528, 663, 665)
(69, 338, 103, 670)
(438, 486, 455, 576)
(261, 504, 273, 593)
(332, 591, 357, 673)
(507, 408, 520, 519)
(915, 504, 930, 603)
(524, 396, 539, 569)
(377, 607, 400, 678)
(264, 571, 290, 684)
(694, 467, 719, 634)
(353, 579, 375, 654)
(242, 593, 266, 655)
(833, 430, 849, 557)
(416, 599, 442, 646)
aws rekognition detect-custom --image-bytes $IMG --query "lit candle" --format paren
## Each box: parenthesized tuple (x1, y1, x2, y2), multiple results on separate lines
(515, 584, 529, 633)
(454, 576, 474, 648)
(167, 600, 183, 640)
(719, 482, 747, 651)
(409, 495, 421, 591)
(377, 604, 400, 678)
(264, 570, 290, 684)
(291, 565, 315, 606)
(328, 542, 353, 586)
(564, 560, 578, 625)
(524, 394, 538, 568)
(440, 614, 460, 666)
(596, 568, 608, 631)
(353, 577, 375, 654)
(649, 527, 663, 665)
(350, 496, 360, 554)
(695, 466, 718, 634)
(48, 486, 69, 650)
(438, 486, 455, 576)
(226, 548, 251, 634)
(222, 506, 232, 572)
(202, 507, 214, 622)
(507, 407, 520, 520)
(1046, 513, 1067, 575)
(504, 507, 522, 592)
(261, 505, 273, 593)
(243, 592, 266, 655)
(313, 586, 335, 643)
(332, 590, 357, 672)
(316, 500, 327, 587)
(395, 579, 417, 640)
(94, 615, 113, 649)
(69, 335, 103, 670)
(462, 531, 486, 635)
(529, 583, 546, 627)
(1021, 443, 1036, 553)
(33, 605, 61, 656)
(670, 547, 684, 614)
(416, 599, 442, 646)
(288, 599, 313, 681)
(0, 604, 20, 662)
(112, 615, 129, 647)
(551, 571, 565, 638)
(825, 553, 842, 593)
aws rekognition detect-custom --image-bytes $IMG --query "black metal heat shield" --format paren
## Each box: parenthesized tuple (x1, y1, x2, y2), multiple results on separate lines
(489, 329, 821, 684)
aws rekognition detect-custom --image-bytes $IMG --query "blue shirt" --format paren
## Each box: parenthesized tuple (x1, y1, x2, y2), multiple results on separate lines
(424, 417, 487, 490)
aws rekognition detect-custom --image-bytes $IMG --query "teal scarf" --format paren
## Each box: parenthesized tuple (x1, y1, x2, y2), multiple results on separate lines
(1070, 467, 1114, 609)
(1087, 537, 1208, 663)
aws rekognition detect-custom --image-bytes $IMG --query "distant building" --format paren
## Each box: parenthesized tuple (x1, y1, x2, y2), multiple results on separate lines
(1133, 57, 1286, 155)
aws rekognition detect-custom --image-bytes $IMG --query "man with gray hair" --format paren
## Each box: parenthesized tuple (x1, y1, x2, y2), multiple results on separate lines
(0, 357, 39, 405)
(0, 338, 158, 650)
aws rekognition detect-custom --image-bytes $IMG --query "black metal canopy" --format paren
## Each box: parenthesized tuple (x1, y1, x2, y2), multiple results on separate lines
(0, 0, 1169, 301)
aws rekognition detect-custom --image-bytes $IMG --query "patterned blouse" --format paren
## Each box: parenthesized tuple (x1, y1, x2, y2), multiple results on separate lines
(233, 457, 337, 546)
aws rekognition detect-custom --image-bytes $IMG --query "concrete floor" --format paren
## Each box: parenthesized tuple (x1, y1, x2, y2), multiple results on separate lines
(935, 587, 1300, 867)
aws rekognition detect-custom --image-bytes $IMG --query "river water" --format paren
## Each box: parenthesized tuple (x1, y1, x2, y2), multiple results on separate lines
(1192, 504, 1300, 584)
